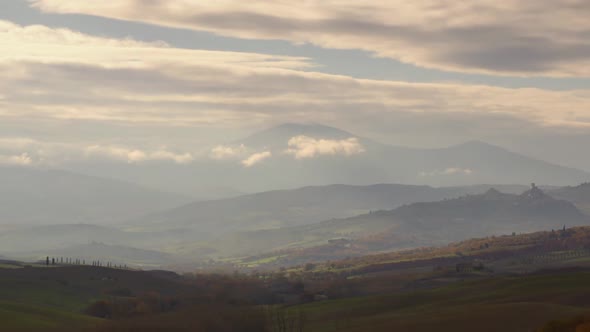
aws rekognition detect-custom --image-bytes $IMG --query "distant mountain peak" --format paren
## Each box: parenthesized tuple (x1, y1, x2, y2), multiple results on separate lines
(273, 122, 339, 131)
(264, 123, 354, 137)
(452, 140, 505, 151)
(239, 123, 358, 148)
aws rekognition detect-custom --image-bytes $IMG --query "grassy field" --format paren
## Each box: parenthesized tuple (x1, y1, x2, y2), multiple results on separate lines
(0, 265, 196, 330)
(0, 300, 101, 330)
(0, 264, 284, 331)
(4, 260, 590, 331)
(291, 269, 590, 332)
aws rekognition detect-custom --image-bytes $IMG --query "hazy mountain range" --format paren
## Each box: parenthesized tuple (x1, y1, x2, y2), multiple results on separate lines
(201, 185, 589, 258)
(134, 183, 536, 235)
(202, 123, 590, 193)
(1, 123, 590, 267)
(59, 123, 590, 198)
(548, 183, 590, 215)
(2, 182, 590, 266)
(0, 183, 534, 254)
(1, 123, 586, 227)
(0, 166, 189, 226)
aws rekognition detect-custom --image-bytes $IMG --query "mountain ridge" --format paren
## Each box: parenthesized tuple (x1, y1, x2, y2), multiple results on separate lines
(132, 183, 539, 235)
(192, 185, 589, 258)
(54, 123, 590, 196)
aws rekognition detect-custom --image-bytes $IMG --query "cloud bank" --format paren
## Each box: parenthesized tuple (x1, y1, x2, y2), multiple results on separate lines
(85, 145, 194, 164)
(0, 153, 33, 166)
(2, 20, 588, 130)
(1, 20, 590, 166)
(420, 168, 474, 177)
(0, 137, 194, 165)
(241, 151, 272, 167)
(209, 144, 247, 160)
(285, 136, 365, 159)
(30, 0, 590, 77)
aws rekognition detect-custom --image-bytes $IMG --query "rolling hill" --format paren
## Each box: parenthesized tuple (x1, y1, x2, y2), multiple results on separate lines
(4, 181, 589, 267)
(5, 240, 590, 332)
(0, 223, 196, 264)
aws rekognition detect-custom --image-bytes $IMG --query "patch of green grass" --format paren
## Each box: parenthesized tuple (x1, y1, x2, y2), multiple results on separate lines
(291, 271, 590, 332)
(244, 255, 284, 267)
(0, 300, 101, 330)
(0, 276, 98, 312)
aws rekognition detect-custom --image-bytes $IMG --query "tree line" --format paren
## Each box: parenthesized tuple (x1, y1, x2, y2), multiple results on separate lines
(44, 256, 128, 269)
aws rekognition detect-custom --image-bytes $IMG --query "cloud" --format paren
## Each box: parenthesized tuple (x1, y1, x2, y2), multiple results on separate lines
(3, 52, 589, 131)
(1, 20, 590, 166)
(85, 145, 194, 164)
(420, 168, 474, 177)
(0, 136, 195, 165)
(30, 0, 590, 77)
(209, 144, 247, 160)
(150, 150, 195, 164)
(0, 153, 33, 166)
(0, 19, 313, 127)
(1, 20, 590, 129)
(285, 136, 365, 159)
(0, 19, 311, 70)
(241, 151, 272, 167)
(0, 137, 74, 166)
(0, 137, 38, 150)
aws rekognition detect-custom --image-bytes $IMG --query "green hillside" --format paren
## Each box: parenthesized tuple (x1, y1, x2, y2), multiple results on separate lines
(0, 300, 100, 331)
(292, 269, 590, 332)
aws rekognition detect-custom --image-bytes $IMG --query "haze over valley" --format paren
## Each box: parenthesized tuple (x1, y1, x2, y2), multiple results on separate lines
(2, 1, 590, 331)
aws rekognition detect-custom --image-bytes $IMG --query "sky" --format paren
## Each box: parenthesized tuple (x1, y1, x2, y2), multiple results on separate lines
(1, 0, 590, 171)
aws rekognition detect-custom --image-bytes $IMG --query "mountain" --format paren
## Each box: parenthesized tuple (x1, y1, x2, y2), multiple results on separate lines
(0, 166, 189, 225)
(196, 186, 589, 258)
(549, 183, 590, 215)
(229, 123, 590, 189)
(239, 123, 363, 149)
(383, 185, 585, 242)
(60, 124, 590, 197)
(133, 183, 534, 235)
(414, 140, 589, 186)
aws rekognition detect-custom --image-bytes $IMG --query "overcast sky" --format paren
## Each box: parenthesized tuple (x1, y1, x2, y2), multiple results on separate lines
(1, 0, 590, 170)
